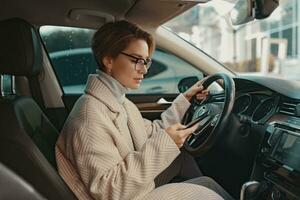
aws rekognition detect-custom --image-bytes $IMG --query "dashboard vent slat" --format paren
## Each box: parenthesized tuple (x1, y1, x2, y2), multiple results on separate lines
(278, 99, 298, 116)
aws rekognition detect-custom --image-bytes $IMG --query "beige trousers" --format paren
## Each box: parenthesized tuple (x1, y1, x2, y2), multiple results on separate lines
(155, 150, 235, 200)
(155, 149, 203, 187)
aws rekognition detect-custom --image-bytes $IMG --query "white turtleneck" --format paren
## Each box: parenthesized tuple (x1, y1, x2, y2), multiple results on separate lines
(96, 69, 129, 104)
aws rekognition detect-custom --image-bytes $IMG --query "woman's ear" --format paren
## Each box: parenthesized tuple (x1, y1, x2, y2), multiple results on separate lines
(102, 56, 113, 74)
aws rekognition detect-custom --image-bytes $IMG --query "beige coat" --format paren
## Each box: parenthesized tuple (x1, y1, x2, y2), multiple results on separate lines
(56, 75, 223, 200)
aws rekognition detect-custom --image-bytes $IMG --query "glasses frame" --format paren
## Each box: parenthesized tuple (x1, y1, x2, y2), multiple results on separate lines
(121, 52, 152, 71)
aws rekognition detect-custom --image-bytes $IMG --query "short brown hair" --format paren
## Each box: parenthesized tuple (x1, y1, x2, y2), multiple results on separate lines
(91, 20, 155, 71)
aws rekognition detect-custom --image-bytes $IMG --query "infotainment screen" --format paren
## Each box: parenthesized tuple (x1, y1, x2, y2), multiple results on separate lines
(272, 130, 300, 172)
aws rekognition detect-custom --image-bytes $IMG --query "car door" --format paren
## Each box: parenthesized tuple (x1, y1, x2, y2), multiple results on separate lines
(39, 25, 204, 121)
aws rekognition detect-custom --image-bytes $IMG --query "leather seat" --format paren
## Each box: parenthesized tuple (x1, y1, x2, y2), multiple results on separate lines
(0, 18, 77, 200)
(0, 162, 44, 200)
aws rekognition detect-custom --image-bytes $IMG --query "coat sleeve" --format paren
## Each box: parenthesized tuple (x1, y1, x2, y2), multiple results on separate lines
(143, 93, 191, 138)
(71, 115, 181, 200)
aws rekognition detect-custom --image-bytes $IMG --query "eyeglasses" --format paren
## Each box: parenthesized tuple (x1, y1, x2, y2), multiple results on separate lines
(121, 52, 152, 72)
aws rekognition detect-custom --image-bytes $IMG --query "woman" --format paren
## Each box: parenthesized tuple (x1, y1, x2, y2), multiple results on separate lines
(56, 20, 233, 200)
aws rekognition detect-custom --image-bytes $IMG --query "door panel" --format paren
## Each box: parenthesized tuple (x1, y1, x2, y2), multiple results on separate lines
(62, 93, 178, 121)
(128, 94, 178, 120)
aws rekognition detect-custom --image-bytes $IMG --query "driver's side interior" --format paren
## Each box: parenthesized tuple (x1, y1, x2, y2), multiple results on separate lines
(1, 1, 295, 199)
(0, 17, 253, 200)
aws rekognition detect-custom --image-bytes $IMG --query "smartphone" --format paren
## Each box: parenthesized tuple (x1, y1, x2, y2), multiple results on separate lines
(185, 110, 209, 129)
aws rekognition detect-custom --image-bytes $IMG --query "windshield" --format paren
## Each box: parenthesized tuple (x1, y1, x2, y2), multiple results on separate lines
(165, 0, 299, 81)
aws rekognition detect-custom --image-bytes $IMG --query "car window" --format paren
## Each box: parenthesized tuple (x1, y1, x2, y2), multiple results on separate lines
(144, 59, 167, 79)
(40, 26, 204, 94)
(49, 48, 97, 87)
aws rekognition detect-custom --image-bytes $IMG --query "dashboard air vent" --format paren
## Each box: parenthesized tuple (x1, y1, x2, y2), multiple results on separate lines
(278, 99, 298, 116)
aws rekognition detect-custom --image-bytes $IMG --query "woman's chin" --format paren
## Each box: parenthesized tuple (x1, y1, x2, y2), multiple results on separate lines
(129, 82, 141, 89)
(126, 79, 142, 89)
(131, 84, 140, 89)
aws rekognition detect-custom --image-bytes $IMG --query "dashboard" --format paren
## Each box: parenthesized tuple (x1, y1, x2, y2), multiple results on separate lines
(230, 75, 300, 199)
(232, 76, 300, 123)
(233, 92, 278, 124)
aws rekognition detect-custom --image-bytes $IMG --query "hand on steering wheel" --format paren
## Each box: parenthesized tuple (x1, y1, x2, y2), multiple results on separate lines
(182, 73, 235, 156)
(183, 80, 210, 102)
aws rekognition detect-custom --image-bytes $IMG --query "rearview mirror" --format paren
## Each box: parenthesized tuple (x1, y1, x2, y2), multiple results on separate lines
(230, 0, 279, 25)
(230, 0, 254, 25)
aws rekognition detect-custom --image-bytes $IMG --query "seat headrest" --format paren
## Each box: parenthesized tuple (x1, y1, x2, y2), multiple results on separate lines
(0, 18, 43, 76)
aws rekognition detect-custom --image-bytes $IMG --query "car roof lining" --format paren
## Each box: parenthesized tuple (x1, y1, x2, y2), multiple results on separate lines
(0, 0, 200, 29)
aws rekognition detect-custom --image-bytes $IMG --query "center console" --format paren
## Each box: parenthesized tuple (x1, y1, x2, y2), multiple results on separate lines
(248, 118, 300, 199)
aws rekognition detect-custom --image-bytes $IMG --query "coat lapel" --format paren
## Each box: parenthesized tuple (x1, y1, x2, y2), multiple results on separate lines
(123, 99, 148, 151)
(84, 74, 138, 151)
(85, 74, 149, 151)
(85, 75, 125, 138)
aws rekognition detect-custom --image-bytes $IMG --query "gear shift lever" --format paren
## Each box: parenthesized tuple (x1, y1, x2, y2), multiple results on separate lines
(240, 181, 261, 200)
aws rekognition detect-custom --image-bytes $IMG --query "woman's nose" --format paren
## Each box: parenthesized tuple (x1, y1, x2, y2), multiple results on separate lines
(138, 66, 148, 74)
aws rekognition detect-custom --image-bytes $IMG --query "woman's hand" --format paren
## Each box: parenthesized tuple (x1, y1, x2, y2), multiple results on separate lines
(183, 80, 209, 102)
(165, 123, 198, 148)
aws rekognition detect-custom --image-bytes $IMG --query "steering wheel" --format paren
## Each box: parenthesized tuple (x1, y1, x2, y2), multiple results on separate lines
(183, 73, 235, 156)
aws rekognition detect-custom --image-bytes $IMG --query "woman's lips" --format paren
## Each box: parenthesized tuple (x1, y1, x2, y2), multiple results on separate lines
(134, 78, 143, 83)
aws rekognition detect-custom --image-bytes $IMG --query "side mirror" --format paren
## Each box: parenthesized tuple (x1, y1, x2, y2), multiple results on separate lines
(178, 76, 199, 93)
(230, 0, 279, 25)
